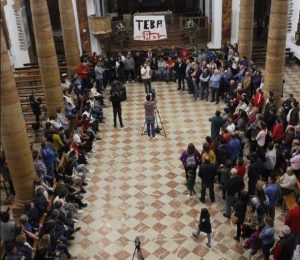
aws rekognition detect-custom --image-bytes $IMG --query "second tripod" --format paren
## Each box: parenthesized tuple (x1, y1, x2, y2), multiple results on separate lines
(141, 106, 167, 137)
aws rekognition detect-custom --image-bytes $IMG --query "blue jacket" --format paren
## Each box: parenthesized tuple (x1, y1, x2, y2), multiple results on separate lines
(259, 226, 275, 245)
(210, 74, 221, 89)
(228, 138, 241, 160)
(264, 184, 279, 209)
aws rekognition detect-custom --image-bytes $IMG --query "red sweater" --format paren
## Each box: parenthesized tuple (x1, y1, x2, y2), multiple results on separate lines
(236, 165, 246, 178)
(285, 206, 300, 234)
(272, 123, 285, 142)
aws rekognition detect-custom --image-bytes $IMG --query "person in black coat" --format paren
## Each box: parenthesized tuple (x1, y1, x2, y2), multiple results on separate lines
(223, 168, 245, 218)
(174, 58, 187, 90)
(192, 208, 212, 247)
(198, 155, 217, 203)
(29, 95, 42, 128)
(247, 153, 263, 196)
(34, 187, 48, 218)
(233, 191, 249, 241)
(110, 87, 124, 128)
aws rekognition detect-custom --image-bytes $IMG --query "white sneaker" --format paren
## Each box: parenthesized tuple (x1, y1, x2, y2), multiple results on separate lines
(187, 194, 190, 197)
(152, 136, 156, 139)
(77, 210, 83, 214)
(89, 169, 95, 173)
(85, 177, 92, 181)
(73, 218, 79, 223)
(90, 150, 96, 153)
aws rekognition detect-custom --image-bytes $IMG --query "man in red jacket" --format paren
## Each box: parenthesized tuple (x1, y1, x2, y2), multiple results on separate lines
(285, 198, 300, 243)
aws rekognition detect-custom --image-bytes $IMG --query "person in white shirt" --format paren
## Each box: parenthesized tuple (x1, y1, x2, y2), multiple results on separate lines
(256, 121, 267, 147)
(263, 143, 277, 181)
(56, 107, 69, 129)
(231, 52, 239, 75)
(226, 118, 235, 133)
(157, 57, 167, 81)
(141, 63, 152, 94)
(280, 167, 297, 193)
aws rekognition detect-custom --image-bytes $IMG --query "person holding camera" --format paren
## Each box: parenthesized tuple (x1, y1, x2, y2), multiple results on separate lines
(144, 94, 157, 139)
(110, 90, 124, 128)
(141, 63, 152, 94)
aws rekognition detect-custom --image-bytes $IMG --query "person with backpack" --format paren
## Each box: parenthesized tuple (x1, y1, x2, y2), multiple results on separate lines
(180, 143, 201, 183)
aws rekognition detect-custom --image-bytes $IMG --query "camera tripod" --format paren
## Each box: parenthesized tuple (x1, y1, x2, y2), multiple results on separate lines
(132, 237, 144, 260)
(140, 106, 167, 137)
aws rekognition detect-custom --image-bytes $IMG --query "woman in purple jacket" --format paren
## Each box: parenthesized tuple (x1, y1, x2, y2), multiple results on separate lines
(180, 143, 201, 183)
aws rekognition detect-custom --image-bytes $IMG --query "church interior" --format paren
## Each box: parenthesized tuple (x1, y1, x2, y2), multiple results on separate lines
(1, 0, 300, 259)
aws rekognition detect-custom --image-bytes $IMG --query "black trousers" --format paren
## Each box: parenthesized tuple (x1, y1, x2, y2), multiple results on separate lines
(113, 108, 123, 127)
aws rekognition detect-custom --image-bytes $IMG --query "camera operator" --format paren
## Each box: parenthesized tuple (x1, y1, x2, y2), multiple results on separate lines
(110, 88, 124, 128)
(144, 93, 157, 139)
(141, 63, 152, 94)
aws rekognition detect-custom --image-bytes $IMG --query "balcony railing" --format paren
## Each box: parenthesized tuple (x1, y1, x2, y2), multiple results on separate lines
(88, 15, 112, 36)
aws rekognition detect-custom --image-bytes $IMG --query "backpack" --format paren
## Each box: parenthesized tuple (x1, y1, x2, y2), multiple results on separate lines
(186, 154, 196, 168)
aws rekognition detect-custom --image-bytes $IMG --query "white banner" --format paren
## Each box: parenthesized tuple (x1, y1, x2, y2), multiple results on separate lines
(133, 15, 167, 41)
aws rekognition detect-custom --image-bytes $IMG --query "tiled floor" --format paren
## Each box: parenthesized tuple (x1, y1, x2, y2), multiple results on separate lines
(68, 64, 300, 260)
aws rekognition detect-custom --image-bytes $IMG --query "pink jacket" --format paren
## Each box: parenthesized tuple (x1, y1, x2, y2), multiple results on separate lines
(290, 153, 300, 170)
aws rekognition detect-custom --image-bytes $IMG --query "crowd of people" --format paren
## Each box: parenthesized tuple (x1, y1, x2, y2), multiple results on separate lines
(179, 43, 300, 259)
(1, 42, 299, 259)
(0, 53, 110, 259)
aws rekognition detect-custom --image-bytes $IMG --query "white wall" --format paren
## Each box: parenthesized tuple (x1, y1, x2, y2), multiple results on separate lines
(72, 0, 83, 55)
(286, 0, 300, 60)
(86, 0, 101, 54)
(231, 0, 240, 44)
(4, 0, 30, 67)
(208, 0, 223, 48)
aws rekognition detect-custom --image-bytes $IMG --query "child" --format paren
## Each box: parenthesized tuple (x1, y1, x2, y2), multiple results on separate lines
(192, 208, 212, 247)
(186, 170, 196, 197)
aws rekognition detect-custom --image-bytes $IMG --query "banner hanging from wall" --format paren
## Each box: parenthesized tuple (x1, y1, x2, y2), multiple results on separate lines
(133, 15, 167, 41)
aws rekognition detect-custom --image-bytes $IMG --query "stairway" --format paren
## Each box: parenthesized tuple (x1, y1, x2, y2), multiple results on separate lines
(252, 44, 267, 67)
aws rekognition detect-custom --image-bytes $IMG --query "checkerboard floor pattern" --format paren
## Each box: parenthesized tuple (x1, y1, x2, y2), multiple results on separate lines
(69, 64, 300, 259)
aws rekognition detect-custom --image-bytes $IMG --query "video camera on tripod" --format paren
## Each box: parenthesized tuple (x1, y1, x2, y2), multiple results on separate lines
(149, 88, 156, 101)
(132, 236, 144, 260)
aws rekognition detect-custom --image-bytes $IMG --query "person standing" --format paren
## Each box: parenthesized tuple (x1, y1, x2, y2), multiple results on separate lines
(272, 225, 297, 260)
(180, 143, 201, 182)
(141, 63, 152, 94)
(200, 68, 210, 101)
(210, 69, 222, 104)
(144, 94, 157, 139)
(233, 191, 249, 242)
(285, 198, 300, 244)
(198, 155, 216, 203)
(29, 95, 42, 128)
(94, 62, 104, 93)
(209, 110, 224, 141)
(124, 53, 135, 83)
(174, 58, 186, 90)
(259, 216, 275, 260)
(110, 89, 124, 128)
(223, 168, 245, 219)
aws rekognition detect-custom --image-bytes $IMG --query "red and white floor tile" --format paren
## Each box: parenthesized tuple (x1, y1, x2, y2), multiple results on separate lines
(69, 63, 300, 259)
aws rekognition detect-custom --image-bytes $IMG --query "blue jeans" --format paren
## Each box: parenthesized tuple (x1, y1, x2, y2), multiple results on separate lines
(225, 195, 236, 216)
(146, 116, 155, 137)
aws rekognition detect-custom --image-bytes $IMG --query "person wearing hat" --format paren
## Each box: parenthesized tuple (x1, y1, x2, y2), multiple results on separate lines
(272, 225, 296, 260)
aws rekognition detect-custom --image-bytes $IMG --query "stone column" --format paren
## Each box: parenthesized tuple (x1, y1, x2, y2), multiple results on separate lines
(31, 0, 63, 118)
(59, 0, 80, 76)
(264, 0, 289, 107)
(0, 27, 36, 214)
(238, 0, 254, 60)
